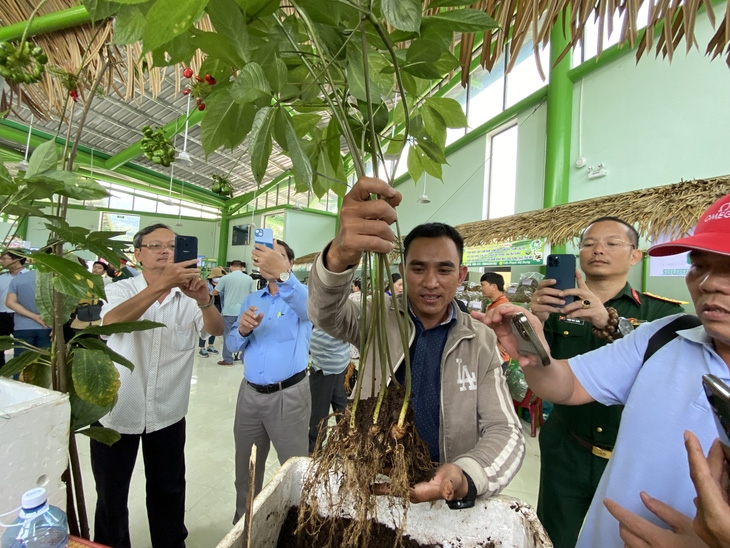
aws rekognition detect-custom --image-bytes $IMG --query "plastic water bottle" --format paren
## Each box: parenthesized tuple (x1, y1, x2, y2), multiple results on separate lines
(1, 488, 68, 548)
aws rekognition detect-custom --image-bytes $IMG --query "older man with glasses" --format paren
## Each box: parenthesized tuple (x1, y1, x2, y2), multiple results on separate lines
(90, 223, 223, 548)
(528, 216, 685, 548)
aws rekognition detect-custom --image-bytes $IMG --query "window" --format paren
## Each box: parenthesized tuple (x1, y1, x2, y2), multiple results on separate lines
(505, 43, 550, 108)
(467, 63, 505, 130)
(485, 125, 518, 220)
(100, 212, 140, 242)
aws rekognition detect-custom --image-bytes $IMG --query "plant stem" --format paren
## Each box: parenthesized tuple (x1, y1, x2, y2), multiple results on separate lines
(68, 52, 109, 173)
(69, 433, 90, 538)
(18, 0, 48, 46)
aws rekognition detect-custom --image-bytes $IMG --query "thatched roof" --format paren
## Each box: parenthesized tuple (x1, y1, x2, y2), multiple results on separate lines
(294, 176, 730, 266)
(457, 176, 730, 246)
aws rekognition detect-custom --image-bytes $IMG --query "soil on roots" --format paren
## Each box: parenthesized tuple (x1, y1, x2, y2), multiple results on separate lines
(297, 384, 435, 548)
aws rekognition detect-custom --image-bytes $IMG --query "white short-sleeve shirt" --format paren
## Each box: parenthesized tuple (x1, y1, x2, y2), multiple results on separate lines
(99, 274, 206, 434)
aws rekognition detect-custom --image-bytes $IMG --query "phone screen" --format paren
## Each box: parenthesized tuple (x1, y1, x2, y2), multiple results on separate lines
(254, 228, 274, 249)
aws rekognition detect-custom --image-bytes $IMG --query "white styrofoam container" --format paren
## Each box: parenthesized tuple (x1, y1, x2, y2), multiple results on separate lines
(0, 378, 70, 515)
(218, 457, 552, 548)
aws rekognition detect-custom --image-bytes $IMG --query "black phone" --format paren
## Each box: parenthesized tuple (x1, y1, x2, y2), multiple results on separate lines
(510, 312, 551, 366)
(702, 374, 730, 458)
(174, 235, 198, 267)
(546, 254, 576, 305)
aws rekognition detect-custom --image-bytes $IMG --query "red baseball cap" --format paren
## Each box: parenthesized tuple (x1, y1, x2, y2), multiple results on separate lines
(648, 194, 730, 257)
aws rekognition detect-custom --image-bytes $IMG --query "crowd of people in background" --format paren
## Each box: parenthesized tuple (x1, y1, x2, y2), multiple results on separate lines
(3, 185, 730, 548)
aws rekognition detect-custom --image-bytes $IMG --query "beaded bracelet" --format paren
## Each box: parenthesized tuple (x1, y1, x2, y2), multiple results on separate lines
(592, 306, 620, 341)
(198, 296, 215, 309)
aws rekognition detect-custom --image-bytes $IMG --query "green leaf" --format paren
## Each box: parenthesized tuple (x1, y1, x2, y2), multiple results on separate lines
(230, 62, 271, 104)
(291, 113, 322, 139)
(346, 42, 393, 104)
(325, 117, 346, 183)
(205, 0, 250, 63)
(16, 176, 65, 201)
(403, 38, 445, 79)
(422, 9, 500, 33)
(70, 394, 115, 431)
(82, 0, 121, 21)
(407, 145, 423, 184)
(31, 252, 106, 300)
(0, 336, 22, 352)
(76, 426, 121, 446)
(424, 97, 468, 128)
(78, 320, 166, 337)
(76, 337, 135, 372)
(200, 89, 256, 155)
(433, 50, 462, 76)
(0, 161, 14, 195)
(266, 57, 289, 96)
(71, 348, 120, 407)
(142, 0, 209, 54)
(190, 30, 245, 68)
(385, 135, 406, 157)
(417, 137, 447, 163)
(25, 141, 58, 179)
(283, 113, 313, 192)
(381, 0, 422, 32)
(421, 104, 447, 146)
(249, 107, 275, 184)
(36, 271, 81, 327)
(235, 0, 278, 19)
(415, 146, 443, 179)
(0, 349, 44, 379)
(22, 362, 52, 389)
(49, 172, 110, 201)
(151, 31, 199, 66)
(112, 6, 146, 45)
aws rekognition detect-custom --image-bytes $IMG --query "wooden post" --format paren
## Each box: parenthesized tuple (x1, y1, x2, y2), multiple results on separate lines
(241, 444, 257, 548)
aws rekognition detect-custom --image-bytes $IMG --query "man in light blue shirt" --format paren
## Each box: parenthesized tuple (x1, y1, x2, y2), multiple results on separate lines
(6, 268, 50, 358)
(482, 193, 730, 547)
(226, 239, 311, 524)
(213, 260, 255, 365)
(0, 251, 28, 367)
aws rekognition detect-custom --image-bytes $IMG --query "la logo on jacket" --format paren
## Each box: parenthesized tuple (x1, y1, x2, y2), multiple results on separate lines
(456, 358, 477, 391)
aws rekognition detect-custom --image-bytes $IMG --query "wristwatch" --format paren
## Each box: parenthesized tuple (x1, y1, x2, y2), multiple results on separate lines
(277, 270, 291, 283)
(617, 317, 634, 337)
(447, 471, 477, 510)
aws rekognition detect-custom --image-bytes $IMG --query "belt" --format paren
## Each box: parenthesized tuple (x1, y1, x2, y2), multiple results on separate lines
(568, 432, 613, 459)
(247, 370, 306, 394)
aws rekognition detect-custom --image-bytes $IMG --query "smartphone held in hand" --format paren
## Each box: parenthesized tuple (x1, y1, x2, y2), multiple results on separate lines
(174, 235, 198, 267)
(702, 374, 730, 459)
(510, 312, 551, 366)
(546, 254, 576, 305)
(254, 228, 274, 249)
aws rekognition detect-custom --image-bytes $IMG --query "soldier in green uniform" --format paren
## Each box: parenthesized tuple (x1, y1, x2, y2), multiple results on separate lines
(529, 217, 685, 548)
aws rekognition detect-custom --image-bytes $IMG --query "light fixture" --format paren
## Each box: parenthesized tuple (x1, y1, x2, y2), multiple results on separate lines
(176, 173, 185, 227)
(164, 163, 176, 206)
(587, 163, 607, 180)
(416, 175, 430, 204)
(16, 114, 33, 170)
(175, 94, 194, 166)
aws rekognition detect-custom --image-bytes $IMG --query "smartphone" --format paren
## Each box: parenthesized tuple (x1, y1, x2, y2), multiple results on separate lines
(510, 312, 551, 366)
(254, 228, 274, 250)
(174, 235, 198, 267)
(702, 374, 730, 459)
(546, 254, 576, 305)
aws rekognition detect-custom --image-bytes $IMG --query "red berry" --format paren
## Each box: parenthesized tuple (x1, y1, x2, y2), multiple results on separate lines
(198, 103, 206, 111)
(196, 97, 202, 104)
(182, 88, 190, 95)
(69, 90, 79, 102)
(182, 67, 193, 78)
(204, 74, 216, 85)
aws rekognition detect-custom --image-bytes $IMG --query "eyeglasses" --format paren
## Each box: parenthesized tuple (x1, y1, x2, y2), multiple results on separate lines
(579, 238, 636, 250)
(139, 244, 175, 252)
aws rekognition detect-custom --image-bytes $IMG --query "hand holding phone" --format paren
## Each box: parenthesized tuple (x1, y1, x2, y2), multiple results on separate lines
(510, 312, 551, 366)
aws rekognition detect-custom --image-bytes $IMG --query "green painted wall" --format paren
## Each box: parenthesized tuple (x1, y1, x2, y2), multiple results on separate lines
(284, 209, 337, 258)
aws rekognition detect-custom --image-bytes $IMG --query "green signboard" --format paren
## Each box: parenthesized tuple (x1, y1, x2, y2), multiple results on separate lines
(463, 238, 549, 267)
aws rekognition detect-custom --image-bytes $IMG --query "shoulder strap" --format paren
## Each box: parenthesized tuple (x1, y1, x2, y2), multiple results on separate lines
(642, 314, 702, 365)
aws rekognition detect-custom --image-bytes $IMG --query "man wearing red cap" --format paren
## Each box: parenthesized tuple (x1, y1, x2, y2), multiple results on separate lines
(479, 194, 730, 547)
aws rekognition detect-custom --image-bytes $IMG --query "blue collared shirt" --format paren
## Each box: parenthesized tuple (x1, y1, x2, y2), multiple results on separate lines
(226, 275, 311, 385)
(395, 301, 459, 462)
